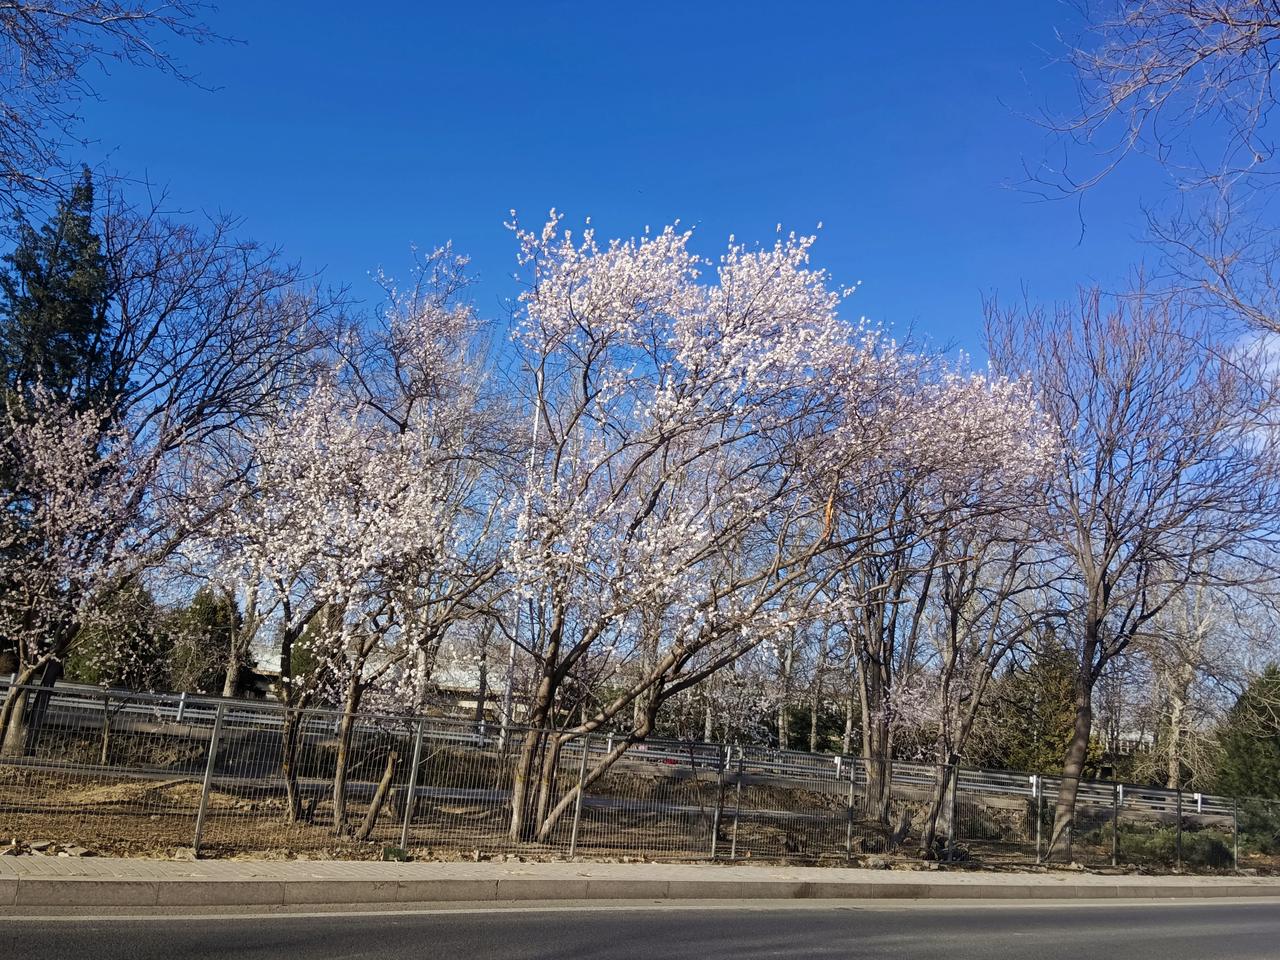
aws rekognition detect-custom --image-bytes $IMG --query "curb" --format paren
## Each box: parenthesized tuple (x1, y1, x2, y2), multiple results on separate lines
(4, 874, 1280, 914)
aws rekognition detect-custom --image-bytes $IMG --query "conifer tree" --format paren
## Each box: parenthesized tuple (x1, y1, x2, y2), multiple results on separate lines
(0, 167, 118, 411)
(1216, 666, 1280, 800)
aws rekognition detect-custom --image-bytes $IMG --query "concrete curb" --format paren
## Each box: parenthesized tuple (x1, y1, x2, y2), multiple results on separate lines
(5, 873, 1280, 914)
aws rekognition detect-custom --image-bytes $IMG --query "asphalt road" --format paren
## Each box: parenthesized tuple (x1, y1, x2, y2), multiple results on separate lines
(8, 900, 1280, 959)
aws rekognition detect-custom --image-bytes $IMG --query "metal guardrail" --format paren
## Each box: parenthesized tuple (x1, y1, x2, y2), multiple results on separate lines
(0, 675, 1246, 819)
(1, 676, 1273, 868)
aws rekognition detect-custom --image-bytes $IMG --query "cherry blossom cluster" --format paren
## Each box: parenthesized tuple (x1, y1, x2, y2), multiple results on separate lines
(505, 215, 1056, 738)
(0, 387, 140, 664)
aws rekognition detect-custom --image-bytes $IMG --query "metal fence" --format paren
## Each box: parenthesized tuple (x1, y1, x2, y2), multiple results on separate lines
(1, 679, 1277, 872)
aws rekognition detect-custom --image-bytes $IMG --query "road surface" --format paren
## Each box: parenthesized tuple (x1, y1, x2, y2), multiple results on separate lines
(9, 899, 1280, 959)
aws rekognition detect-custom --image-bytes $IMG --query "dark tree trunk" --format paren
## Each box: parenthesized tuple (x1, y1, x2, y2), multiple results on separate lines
(332, 674, 363, 836)
(281, 708, 305, 822)
(354, 749, 399, 842)
(1049, 663, 1095, 862)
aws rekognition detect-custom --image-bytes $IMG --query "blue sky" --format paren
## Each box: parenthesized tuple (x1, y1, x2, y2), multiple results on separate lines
(74, 1, 1162, 354)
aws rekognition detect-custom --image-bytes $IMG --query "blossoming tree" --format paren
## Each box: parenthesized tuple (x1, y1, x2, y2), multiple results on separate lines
(195, 248, 512, 832)
(501, 215, 1055, 842)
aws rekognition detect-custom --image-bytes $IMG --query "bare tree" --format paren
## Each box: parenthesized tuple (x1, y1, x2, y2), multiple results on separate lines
(0, 192, 336, 753)
(1128, 577, 1277, 790)
(1060, 1, 1280, 195)
(915, 519, 1048, 856)
(821, 363, 1052, 827)
(827, 481, 941, 825)
(0, 2, 215, 206)
(1043, 2, 1280, 335)
(987, 284, 1280, 860)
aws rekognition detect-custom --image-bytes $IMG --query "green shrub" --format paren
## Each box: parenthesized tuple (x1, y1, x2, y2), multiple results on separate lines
(1118, 825, 1233, 869)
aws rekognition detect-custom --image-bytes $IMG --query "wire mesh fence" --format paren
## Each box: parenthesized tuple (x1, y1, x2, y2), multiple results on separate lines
(1, 679, 1277, 872)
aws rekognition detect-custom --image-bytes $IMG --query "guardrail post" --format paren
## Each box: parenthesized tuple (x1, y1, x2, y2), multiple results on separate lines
(1111, 782, 1120, 867)
(176, 691, 188, 723)
(710, 743, 726, 859)
(399, 718, 425, 850)
(1175, 787, 1183, 871)
(192, 703, 225, 858)
(568, 734, 590, 858)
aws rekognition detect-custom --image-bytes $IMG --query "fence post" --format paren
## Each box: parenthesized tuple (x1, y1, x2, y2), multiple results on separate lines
(845, 762, 856, 860)
(399, 718, 425, 850)
(176, 691, 188, 723)
(1032, 775, 1043, 865)
(729, 748, 743, 860)
(710, 744, 726, 859)
(1232, 798, 1240, 874)
(946, 762, 959, 862)
(99, 693, 111, 766)
(1175, 787, 1183, 871)
(192, 703, 225, 858)
(568, 734, 590, 858)
(1111, 782, 1120, 867)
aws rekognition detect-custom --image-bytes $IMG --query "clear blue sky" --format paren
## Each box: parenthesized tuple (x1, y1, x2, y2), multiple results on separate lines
(75, 1, 1161, 354)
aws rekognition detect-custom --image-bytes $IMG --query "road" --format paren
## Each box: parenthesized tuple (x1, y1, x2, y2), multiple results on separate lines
(8, 900, 1280, 959)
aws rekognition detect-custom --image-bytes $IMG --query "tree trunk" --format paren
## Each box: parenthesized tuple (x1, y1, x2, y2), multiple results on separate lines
(1164, 658, 1194, 789)
(532, 734, 564, 833)
(507, 627, 559, 842)
(508, 726, 545, 842)
(534, 702, 661, 843)
(2, 658, 57, 756)
(221, 654, 242, 699)
(18, 659, 62, 756)
(863, 719, 893, 826)
(842, 689, 856, 756)
(919, 644, 959, 857)
(808, 677, 821, 754)
(0, 685, 30, 757)
(332, 676, 362, 836)
(354, 749, 399, 842)
(858, 656, 893, 826)
(1049, 665, 1094, 862)
(474, 645, 488, 726)
(281, 707, 305, 822)
(99, 706, 112, 766)
(777, 637, 793, 749)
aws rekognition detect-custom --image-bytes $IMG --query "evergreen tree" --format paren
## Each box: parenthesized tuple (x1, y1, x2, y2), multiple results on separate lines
(0, 167, 117, 411)
(0, 168, 117, 675)
(66, 580, 171, 691)
(1215, 665, 1280, 800)
(977, 644, 1104, 776)
(166, 588, 245, 695)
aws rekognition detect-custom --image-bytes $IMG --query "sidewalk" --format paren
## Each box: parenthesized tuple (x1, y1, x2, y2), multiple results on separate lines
(3, 856, 1280, 914)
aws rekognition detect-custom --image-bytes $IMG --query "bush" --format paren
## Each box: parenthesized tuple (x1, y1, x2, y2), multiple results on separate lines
(1236, 799, 1280, 856)
(1118, 825, 1233, 869)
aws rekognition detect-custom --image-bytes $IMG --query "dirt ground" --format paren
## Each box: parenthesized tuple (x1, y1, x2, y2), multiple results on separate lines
(2, 767, 1275, 874)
